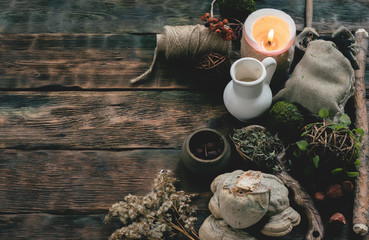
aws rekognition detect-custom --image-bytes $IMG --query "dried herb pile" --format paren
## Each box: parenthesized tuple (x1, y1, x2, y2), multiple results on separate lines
(232, 126, 284, 174)
(105, 170, 198, 240)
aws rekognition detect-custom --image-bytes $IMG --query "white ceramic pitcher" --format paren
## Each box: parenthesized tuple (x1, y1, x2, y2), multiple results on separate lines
(223, 57, 277, 122)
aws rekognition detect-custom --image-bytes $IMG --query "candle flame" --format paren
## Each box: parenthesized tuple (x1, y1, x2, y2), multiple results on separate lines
(268, 29, 274, 43)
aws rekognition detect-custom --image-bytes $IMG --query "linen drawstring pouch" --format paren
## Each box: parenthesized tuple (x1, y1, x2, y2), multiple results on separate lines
(295, 26, 360, 70)
(273, 39, 355, 122)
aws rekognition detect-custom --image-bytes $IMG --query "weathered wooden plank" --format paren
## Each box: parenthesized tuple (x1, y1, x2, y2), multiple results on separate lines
(0, 149, 366, 240)
(0, 213, 222, 240)
(0, 213, 345, 240)
(0, 91, 242, 149)
(0, 33, 230, 89)
(0, 149, 215, 213)
(0, 0, 368, 34)
(0, 0, 212, 34)
(0, 34, 162, 89)
(0, 213, 120, 240)
(0, 214, 225, 240)
(0, 33, 368, 90)
(0, 212, 310, 240)
(0, 92, 368, 150)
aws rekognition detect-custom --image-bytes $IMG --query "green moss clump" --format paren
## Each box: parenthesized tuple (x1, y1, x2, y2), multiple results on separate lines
(217, 0, 255, 22)
(267, 101, 305, 141)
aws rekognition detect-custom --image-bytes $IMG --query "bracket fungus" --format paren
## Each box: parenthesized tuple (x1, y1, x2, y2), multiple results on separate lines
(201, 170, 301, 239)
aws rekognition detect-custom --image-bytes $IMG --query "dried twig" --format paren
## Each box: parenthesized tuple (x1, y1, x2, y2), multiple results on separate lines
(305, 0, 313, 28)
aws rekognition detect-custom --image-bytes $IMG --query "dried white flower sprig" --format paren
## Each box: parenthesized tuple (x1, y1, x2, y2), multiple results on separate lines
(105, 170, 199, 240)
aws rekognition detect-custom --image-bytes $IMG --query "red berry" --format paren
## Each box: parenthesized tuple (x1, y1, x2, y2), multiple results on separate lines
(215, 29, 221, 35)
(223, 19, 228, 24)
(342, 181, 354, 193)
(314, 192, 326, 201)
(212, 18, 218, 23)
(208, 17, 213, 22)
(201, 13, 210, 22)
(209, 23, 216, 31)
(326, 184, 343, 199)
(218, 21, 224, 27)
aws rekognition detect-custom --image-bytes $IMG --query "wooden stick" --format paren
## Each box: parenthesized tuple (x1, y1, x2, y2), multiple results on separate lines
(352, 29, 369, 235)
(305, 0, 313, 28)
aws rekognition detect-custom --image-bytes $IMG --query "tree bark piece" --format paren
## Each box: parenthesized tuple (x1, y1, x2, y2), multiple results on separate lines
(277, 171, 324, 240)
(352, 29, 369, 235)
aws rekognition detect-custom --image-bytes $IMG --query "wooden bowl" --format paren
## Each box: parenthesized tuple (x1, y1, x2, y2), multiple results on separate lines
(230, 125, 267, 162)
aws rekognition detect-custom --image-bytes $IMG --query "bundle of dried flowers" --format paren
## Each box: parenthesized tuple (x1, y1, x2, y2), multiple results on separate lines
(104, 170, 198, 240)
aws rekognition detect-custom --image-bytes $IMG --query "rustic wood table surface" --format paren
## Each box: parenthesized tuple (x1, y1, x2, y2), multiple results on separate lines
(0, 0, 368, 239)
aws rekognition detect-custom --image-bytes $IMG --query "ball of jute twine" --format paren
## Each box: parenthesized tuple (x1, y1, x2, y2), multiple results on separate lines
(130, 24, 230, 84)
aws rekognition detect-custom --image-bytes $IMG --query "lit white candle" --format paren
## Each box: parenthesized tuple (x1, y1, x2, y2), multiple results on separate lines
(241, 9, 296, 92)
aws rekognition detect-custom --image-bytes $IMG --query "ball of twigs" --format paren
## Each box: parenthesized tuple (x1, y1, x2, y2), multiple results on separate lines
(304, 123, 356, 163)
(300, 119, 359, 176)
(195, 52, 231, 91)
(293, 113, 362, 185)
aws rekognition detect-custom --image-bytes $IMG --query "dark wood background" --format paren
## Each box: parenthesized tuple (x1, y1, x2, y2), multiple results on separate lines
(0, 0, 368, 239)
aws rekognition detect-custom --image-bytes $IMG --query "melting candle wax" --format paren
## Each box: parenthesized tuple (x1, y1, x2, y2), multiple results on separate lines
(252, 16, 290, 52)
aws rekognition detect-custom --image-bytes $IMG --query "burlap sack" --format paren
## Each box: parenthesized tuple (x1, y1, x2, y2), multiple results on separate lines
(274, 40, 355, 122)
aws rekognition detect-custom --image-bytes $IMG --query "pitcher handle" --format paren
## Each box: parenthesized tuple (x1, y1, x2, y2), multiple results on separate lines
(261, 57, 277, 85)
